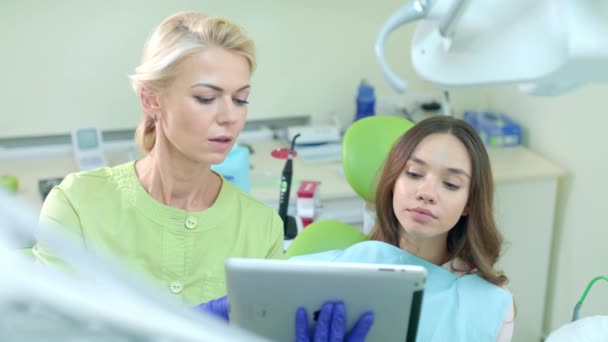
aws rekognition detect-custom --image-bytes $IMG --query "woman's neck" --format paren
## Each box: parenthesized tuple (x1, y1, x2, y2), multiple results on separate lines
(399, 232, 450, 266)
(135, 140, 220, 212)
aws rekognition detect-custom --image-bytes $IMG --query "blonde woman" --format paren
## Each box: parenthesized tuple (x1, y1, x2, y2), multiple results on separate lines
(35, 10, 280, 303)
(33, 12, 373, 341)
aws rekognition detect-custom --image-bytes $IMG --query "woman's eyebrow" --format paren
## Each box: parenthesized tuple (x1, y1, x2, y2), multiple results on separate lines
(446, 167, 470, 178)
(191, 82, 250, 92)
(409, 156, 470, 178)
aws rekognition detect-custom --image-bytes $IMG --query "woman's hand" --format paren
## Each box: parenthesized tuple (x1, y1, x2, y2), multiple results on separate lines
(295, 301, 374, 342)
(195, 297, 375, 342)
(194, 296, 230, 321)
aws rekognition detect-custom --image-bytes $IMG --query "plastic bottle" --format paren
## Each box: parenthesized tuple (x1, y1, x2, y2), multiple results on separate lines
(354, 79, 376, 121)
(211, 144, 250, 193)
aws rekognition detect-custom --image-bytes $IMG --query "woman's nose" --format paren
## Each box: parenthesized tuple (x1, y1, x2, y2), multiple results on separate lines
(216, 98, 238, 124)
(415, 180, 437, 204)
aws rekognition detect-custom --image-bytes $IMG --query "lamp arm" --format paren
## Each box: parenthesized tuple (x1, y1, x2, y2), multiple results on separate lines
(375, 0, 433, 93)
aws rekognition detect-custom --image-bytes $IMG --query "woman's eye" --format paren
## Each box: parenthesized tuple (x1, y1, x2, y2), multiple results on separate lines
(444, 182, 460, 190)
(233, 98, 249, 106)
(195, 96, 214, 104)
(406, 171, 422, 179)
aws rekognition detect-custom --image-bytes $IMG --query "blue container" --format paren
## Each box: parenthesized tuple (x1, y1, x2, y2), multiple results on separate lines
(211, 144, 250, 193)
(464, 111, 521, 147)
(354, 80, 375, 121)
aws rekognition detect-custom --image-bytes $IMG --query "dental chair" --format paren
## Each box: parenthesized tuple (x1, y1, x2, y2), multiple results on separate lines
(284, 115, 414, 258)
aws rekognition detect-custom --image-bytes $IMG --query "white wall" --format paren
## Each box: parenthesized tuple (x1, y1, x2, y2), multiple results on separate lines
(486, 84, 608, 335)
(0, 0, 440, 138)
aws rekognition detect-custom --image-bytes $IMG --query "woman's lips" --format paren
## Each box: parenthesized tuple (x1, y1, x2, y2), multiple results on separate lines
(408, 208, 436, 222)
(208, 136, 232, 150)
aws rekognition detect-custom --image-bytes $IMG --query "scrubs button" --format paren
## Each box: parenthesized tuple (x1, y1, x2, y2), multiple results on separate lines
(169, 280, 184, 294)
(185, 216, 198, 230)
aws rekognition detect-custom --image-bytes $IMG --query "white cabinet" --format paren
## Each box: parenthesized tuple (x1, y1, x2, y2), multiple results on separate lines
(490, 147, 564, 342)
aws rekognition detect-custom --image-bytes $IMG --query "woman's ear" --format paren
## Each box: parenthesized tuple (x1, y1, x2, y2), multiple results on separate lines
(139, 89, 161, 121)
(462, 205, 469, 216)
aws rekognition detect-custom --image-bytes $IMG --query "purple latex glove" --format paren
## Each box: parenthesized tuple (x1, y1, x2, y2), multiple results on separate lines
(295, 301, 374, 342)
(194, 296, 230, 321)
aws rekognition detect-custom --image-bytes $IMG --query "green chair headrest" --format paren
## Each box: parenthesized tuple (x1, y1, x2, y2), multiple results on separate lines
(342, 115, 414, 202)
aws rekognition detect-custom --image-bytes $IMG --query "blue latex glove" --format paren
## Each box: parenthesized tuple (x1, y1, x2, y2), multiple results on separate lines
(194, 296, 230, 321)
(295, 301, 374, 342)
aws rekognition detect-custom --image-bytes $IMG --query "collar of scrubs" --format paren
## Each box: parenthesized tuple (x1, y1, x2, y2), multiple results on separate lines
(291, 240, 512, 341)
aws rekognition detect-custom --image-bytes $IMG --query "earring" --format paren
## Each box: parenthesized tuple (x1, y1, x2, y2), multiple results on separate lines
(153, 113, 158, 122)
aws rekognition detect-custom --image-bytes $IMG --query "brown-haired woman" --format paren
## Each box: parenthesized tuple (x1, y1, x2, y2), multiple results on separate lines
(293, 115, 514, 341)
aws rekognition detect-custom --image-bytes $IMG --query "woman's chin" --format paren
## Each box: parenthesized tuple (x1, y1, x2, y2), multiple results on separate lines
(402, 224, 434, 240)
(189, 151, 228, 166)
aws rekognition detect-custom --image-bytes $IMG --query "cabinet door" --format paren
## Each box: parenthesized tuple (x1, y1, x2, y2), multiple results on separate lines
(495, 177, 559, 342)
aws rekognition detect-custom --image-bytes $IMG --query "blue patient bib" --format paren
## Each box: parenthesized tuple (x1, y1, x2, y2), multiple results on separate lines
(291, 241, 512, 342)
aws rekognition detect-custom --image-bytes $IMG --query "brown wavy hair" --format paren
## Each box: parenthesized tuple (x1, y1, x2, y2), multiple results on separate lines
(369, 116, 508, 286)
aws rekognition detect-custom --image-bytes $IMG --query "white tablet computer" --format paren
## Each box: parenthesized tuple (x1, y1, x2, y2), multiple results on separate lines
(225, 258, 426, 342)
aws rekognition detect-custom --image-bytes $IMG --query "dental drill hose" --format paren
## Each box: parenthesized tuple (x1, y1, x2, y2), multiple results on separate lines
(572, 275, 608, 321)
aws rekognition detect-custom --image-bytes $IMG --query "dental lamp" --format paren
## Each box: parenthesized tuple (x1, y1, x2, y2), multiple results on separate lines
(376, 0, 608, 96)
